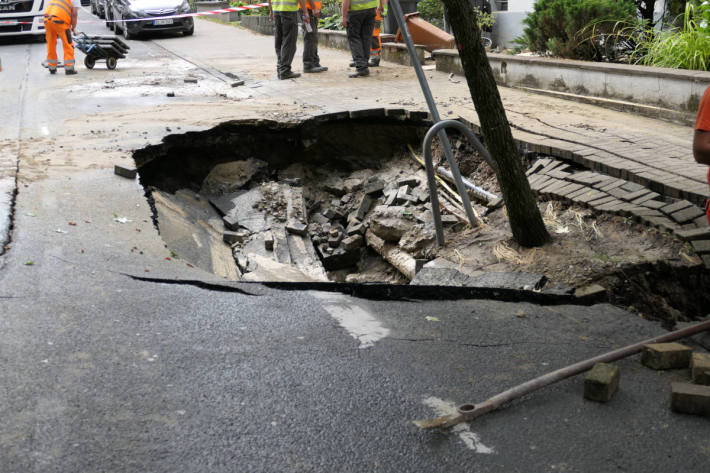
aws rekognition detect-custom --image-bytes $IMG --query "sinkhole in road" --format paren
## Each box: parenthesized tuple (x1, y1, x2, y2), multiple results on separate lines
(132, 111, 710, 325)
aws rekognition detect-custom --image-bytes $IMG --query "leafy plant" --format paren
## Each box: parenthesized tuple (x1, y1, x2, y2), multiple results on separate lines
(519, 0, 637, 60)
(319, 13, 344, 30)
(634, 1, 710, 70)
(230, 1, 263, 16)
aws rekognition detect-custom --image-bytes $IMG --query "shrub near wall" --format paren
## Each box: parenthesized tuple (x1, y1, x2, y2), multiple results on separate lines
(520, 0, 637, 60)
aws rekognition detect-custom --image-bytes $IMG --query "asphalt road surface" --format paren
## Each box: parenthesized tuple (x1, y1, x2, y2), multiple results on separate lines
(0, 9, 708, 473)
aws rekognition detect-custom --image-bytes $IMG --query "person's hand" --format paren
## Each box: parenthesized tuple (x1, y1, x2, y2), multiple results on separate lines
(313, 8, 320, 18)
(303, 11, 309, 22)
(269, 9, 273, 20)
(341, 15, 347, 27)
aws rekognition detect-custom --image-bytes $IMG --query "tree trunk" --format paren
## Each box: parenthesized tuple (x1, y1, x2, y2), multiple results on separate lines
(440, 0, 550, 247)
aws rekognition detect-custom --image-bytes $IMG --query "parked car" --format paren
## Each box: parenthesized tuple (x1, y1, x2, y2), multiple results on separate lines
(90, 0, 107, 18)
(110, 0, 194, 39)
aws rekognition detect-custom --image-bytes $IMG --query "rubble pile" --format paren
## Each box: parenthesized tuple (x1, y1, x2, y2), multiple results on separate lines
(197, 156, 466, 283)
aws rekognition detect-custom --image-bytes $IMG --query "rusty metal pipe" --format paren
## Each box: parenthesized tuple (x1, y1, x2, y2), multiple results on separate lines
(414, 318, 710, 429)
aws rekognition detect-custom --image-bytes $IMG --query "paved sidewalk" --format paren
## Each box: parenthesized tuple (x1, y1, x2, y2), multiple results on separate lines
(185, 18, 707, 205)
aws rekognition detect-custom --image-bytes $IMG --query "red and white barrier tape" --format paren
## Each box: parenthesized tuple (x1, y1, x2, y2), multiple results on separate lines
(0, 2, 268, 25)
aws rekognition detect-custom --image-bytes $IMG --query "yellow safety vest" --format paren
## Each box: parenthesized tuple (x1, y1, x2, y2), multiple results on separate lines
(272, 0, 299, 12)
(349, 0, 378, 11)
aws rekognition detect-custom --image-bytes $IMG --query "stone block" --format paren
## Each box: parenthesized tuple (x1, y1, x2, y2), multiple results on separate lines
(223, 215, 240, 231)
(346, 219, 365, 236)
(114, 164, 137, 179)
(397, 176, 420, 187)
(671, 205, 705, 224)
(584, 363, 620, 403)
(691, 240, 710, 254)
(354, 194, 374, 220)
(364, 178, 385, 196)
(342, 234, 364, 251)
(286, 221, 307, 236)
(675, 226, 710, 241)
(671, 382, 710, 416)
(691, 352, 710, 385)
(641, 343, 692, 370)
(660, 199, 693, 215)
(264, 230, 274, 251)
(223, 230, 249, 245)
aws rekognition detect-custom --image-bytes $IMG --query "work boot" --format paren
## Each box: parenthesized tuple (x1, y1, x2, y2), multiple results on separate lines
(349, 62, 356, 67)
(304, 65, 328, 73)
(278, 71, 301, 80)
(49, 68, 57, 74)
(348, 68, 369, 78)
(65, 67, 77, 75)
(368, 57, 380, 67)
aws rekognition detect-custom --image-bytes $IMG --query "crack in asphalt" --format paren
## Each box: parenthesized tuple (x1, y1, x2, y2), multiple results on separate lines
(125, 274, 258, 295)
(1, 44, 30, 257)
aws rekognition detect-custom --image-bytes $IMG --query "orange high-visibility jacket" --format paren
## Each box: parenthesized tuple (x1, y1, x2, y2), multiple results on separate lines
(305, 0, 321, 10)
(44, 0, 74, 24)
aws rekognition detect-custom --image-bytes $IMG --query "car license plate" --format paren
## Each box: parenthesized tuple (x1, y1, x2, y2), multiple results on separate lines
(153, 18, 173, 25)
(0, 5, 16, 11)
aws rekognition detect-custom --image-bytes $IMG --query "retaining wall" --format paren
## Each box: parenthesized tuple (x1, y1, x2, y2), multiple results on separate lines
(432, 49, 710, 122)
(240, 15, 274, 35)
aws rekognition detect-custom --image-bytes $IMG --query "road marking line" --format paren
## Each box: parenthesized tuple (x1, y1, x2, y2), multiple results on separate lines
(312, 291, 390, 349)
(422, 397, 495, 454)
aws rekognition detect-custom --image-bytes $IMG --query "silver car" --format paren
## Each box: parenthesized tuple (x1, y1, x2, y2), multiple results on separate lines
(110, 0, 194, 39)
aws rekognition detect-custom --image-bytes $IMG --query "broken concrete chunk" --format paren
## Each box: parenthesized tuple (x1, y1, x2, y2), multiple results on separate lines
(223, 230, 250, 245)
(201, 159, 267, 195)
(114, 164, 137, 179)
(322, 177, 346, 196)
(671, 382, 710, 416)
(641, 343, 692, 370)
(467, 272, 547, 291)
(208, 190, 248, 216)
(584, 363, 620, 403)
(316, 245, 360, 270)
(398, 226, 436, 254)
(264, 230, 275, 251)
(354, 194, 375, 220)
(574, 284, 607, 302)
(223, 215, 240, 231)
(383, 190, 397, 206)
(344, 177, 364, 193)
(346, 220, 365, 236)
(398, 175, 420, 187)
(364, 178, 385, 196)
(342, 234, 364, 251)
(286, 221, 308, 236)
(691, 353, 710, 385)
(369, 215, 411, 243)
(410, 266, 471, 286)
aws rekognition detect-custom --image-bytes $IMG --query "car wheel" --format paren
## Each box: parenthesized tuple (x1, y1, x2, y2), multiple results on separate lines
(122, 18, 134, 39)
(183, 25, 194, 36)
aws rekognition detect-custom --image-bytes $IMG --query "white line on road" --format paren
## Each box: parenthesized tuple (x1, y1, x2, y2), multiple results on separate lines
(312, 291, 390, 349)
(422, 397, 495, 454)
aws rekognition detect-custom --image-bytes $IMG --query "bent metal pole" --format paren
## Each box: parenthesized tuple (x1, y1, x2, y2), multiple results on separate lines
(414, 318, 710, 430)
(388, 0, 479, 230)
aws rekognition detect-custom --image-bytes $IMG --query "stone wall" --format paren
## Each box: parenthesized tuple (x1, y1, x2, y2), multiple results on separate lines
(318, 30, 425, 66)
(240, 15, 274, 35)
(432, 49, 710, 122)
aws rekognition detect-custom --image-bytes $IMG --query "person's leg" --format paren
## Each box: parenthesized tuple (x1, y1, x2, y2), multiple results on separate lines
(45, 22, 59, 73)
(369, 8, 381, 66)
(303, 11, 316, 69)
(346, 11, 367, 70)
(310, 15, 323, 68)
(274, 13, 284, 74)
(278, 11, 298, 76)
(359, 9, 375, 67)
(60, 25, 76, 74)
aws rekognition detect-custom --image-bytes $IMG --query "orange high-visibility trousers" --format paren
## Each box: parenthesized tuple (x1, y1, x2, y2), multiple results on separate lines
(44, 20, 75, 69)
(370, 8, 382, 59)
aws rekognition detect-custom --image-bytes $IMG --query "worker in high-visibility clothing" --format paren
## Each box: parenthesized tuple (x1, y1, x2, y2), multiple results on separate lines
(302, 0, 327, 73)
(341, 0, 383, 77)
(368, 0, 386, 67)
(268, 0, 309, 79)
(43, 0, 79, 75)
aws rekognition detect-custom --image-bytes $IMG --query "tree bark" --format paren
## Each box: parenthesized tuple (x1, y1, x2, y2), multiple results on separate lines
(440, 0, 550, 247)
